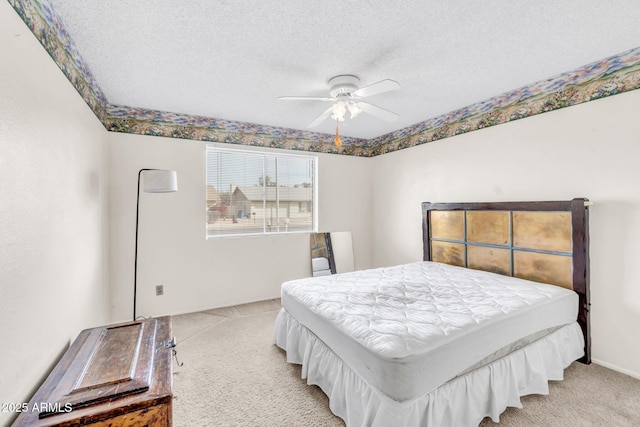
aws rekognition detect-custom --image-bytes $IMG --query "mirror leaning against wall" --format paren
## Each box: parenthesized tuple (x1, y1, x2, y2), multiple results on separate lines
(310, 232, 355, 277)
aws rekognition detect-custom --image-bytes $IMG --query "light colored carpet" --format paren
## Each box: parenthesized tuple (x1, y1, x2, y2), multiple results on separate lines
(172, 300, 640, 427)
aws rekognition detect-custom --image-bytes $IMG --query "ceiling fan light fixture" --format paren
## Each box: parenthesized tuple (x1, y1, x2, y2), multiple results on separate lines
(348, 101, 362, 119)
(278, 74, 400, 129)
(331, 101, 347, 121)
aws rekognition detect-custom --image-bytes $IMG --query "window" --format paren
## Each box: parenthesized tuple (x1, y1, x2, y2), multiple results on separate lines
(206, 147, 317, 237)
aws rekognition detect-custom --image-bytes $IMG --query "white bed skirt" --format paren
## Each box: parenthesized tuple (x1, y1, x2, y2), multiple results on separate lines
(274, 308, 584, 427)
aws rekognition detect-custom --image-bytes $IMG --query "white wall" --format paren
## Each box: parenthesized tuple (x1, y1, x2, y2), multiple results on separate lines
(108, 133, 372, 322)
(370, 89, 640, 379)
(0, 4, 110, 425)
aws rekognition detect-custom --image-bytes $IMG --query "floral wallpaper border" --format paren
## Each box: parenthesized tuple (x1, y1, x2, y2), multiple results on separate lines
(8, 0, 109, 124)
(104, 104, 373, 157)
(9, 0, 640, 157)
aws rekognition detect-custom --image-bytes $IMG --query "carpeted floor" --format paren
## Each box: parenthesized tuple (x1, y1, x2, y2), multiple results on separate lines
(171, 300, 640, 427)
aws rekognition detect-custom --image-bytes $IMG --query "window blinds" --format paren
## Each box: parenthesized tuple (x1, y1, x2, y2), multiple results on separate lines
(205, 147, 316, 237)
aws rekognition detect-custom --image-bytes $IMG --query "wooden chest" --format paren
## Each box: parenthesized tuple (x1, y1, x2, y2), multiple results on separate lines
(13, 317, 173, 426)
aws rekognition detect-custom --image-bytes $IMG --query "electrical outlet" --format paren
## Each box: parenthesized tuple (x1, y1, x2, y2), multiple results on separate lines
(156, 285, 164, 296)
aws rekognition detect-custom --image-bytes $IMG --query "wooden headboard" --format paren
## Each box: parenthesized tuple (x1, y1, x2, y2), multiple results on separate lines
(422, 198, 591, 363)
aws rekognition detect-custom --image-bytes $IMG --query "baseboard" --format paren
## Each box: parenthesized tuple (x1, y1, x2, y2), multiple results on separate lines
(164, 295, 282, 318)
(592, 358, 640, 380)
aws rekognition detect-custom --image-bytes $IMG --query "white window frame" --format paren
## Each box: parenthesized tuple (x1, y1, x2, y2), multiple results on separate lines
(205, 146, 318, 238)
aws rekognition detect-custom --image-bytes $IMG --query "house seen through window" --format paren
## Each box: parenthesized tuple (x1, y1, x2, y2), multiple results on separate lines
(206, 147, 317, 237)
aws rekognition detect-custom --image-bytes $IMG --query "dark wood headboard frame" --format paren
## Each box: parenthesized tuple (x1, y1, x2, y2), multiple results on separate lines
(422, 198, 591, 364)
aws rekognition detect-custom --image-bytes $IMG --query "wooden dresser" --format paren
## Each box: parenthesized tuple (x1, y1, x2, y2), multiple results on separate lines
(13, 317, 173, 426)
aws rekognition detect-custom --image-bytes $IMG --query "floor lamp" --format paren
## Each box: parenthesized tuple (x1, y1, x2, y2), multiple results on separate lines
(134, 169, 178, 321)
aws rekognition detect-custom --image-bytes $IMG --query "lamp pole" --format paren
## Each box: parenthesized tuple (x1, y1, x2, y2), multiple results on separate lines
(133, 169, 178, 321)
(133, 169, 150, 321)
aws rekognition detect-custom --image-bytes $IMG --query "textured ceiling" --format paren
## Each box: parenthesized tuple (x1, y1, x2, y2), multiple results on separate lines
(9, 0, 640, 154)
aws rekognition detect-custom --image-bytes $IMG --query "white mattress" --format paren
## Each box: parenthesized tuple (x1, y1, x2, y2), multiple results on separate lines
(279, 261, 579, 401)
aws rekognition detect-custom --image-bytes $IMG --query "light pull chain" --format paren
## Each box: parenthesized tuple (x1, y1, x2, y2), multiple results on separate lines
(334, 119, 343, 147)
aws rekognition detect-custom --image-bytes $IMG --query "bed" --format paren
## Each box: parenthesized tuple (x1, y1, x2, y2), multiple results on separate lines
(274, 199, 590, 426)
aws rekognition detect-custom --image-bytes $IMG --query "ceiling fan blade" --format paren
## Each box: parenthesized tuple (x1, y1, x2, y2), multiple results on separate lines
(353, 79, 400, 98)
(278, 96, 335, 102)
(359, 102, 399, 121)
(308, 107, 334, 127)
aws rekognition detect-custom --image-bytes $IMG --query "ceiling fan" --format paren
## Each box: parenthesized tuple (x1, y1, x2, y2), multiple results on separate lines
(278, 75, 401, 129)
